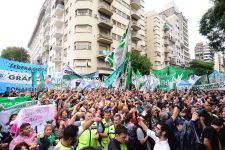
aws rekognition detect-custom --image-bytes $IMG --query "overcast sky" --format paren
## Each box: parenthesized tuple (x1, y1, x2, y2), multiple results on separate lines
(0, 0, 212, 59)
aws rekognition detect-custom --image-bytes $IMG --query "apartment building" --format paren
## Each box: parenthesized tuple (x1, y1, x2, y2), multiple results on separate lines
(145, 3, 190, 70)
(28, 0, 64, 73)
(214, 52, 225, 73)
(194, 42, 224, 73)
(28, 0, 146, 76)
(194, 42, 213, 61)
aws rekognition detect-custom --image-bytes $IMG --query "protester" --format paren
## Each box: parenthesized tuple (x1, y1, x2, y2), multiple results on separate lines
(0, 88, 223, 150)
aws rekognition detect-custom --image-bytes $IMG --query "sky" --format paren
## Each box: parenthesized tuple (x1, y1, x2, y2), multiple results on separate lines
(0, 0, 212, 59)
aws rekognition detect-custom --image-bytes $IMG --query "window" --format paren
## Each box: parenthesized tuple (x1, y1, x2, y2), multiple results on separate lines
(74, 59, 91, 67)
(64, 48, 67, 57)
(65, 8, 69, 15)
(75, 25, 92, 33)
(112, 33, 117, 40)
(65, 20, 68, 27)
(74, 42, 91, 50)
(63, 34, 67, 42)
(76, 9, 92, 16)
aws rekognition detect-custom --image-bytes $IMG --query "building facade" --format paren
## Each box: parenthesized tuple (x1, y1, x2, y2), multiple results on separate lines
(194, 42, 213, 61)
(194, 42, 224, 73)
(145, 3, 190, 70)
(214, 52, 224, 73)
(28, 0, 146, 76)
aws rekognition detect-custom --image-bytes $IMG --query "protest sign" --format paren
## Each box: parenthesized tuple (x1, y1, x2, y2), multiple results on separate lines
(193, 82, 225, 91)
(10, 104, 56, 134)
(0, 58, 47, 93)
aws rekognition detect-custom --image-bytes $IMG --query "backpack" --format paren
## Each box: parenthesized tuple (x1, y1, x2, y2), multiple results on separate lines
(126, 124, 138, 150)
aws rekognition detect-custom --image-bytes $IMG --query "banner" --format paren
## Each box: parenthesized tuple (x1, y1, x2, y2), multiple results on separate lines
(63, 65, 99, 80)
(0, 96, 32, 109)
(209, 71, 225, 83)
(10, 104, 56, 133)
(192, 82, 225, 91)
(0, 101, 38, 128)
(0, 58, 47, 93)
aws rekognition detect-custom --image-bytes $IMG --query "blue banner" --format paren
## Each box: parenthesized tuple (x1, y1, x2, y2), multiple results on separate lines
(0, 58, 47, 93)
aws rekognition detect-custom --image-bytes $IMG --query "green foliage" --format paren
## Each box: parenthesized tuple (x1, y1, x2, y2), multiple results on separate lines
(130, 50, 152, 75)
(1, 47, 30, 63)
(189, 60, 214, 76)
(199, 0, 225, 53)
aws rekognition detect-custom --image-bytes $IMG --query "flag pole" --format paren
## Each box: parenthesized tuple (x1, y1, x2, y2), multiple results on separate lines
(124, 22, 131, 90)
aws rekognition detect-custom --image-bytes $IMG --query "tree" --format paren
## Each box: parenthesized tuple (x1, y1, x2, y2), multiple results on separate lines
(189, 60, 214, 76)
(1, 47, 30, 63)
(130, 50, 152, 75)
(199, 0, 225, 53)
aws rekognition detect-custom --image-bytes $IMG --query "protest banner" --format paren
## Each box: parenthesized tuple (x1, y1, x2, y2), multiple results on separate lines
(0, 58, 47, 93)
(192, 82, 225, 91)
(0, 96, 32, 109)
(10, 104, 56, 134)
(0, 101, 38, 128)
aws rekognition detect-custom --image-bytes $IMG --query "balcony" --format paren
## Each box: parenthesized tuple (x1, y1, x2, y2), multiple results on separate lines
(169, 36, 175, 43)
(131, 21, 141, 31)
(131, 0, 141, 10)
(131, 9, 141, 20)
(97, 50, 111, 61)
(53, 28, 63, 38)
(97, 34, 113, 44)
(103, 0, 113, 4)
(164, 33, 169, 39)
(165, 57, 170, 62)
(164, 40, 169, 46)
(54, 4, 64, 17)
(53, 17, 64, 28)
(98, 17, 113, 30)
(132, 33, 141, 42)
(44, 33, 50, 41)
(52, 43, 62, 51)
(98, 2, 113, 17)
(53, 57, 62, 63)
(164, 48, 169, 53)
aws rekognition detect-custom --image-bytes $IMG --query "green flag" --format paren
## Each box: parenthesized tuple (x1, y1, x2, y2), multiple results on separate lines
(105, 24, 129, 69)
(136, 69, 141, 78)
(105, 60, 127, 88)
(40, 71, 44, 82)
(31, 71, 37, 88)
(105, 52, 114, 68)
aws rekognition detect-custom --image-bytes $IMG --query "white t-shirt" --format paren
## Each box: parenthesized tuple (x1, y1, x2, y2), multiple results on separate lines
(146, 129, 170, 150)
(78, 126, 84, 136)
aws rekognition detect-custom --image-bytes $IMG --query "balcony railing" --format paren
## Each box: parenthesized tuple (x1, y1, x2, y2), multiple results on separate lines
(98, 2, 113, 17)
(131, 9, 141, 20)
(97, 34, 113, 44)
(54, 4, 64, 16)
(131, 0, 141, 10)
(98, 17, 113, 29)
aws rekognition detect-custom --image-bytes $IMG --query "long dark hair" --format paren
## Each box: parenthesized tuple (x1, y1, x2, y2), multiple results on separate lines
(13, 142, 29, 150)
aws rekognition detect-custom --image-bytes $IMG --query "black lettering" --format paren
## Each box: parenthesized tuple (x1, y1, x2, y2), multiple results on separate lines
(22, 76, 28, 81)
(9, 75, 15, 80)
(16, 76, 21, 80)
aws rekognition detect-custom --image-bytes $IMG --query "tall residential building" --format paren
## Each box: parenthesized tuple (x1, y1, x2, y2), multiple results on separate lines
(145, 3, 190, 70)
(194, 42, 224, 73)
(194, 42, 213, 61)
(28, 0, 146, 77)
(214, 52, 224, 73)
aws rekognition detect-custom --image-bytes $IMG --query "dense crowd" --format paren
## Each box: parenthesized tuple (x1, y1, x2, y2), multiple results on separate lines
(0, 88, 225, 150)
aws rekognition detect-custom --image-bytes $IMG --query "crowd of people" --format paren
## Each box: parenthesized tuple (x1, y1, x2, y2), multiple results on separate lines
(0, 88, 225, 150)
